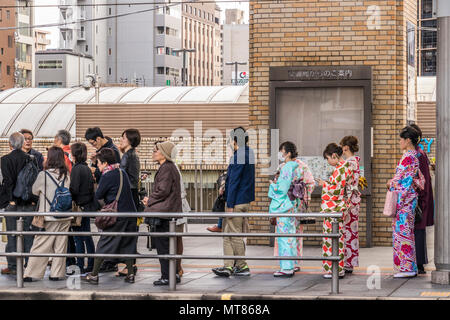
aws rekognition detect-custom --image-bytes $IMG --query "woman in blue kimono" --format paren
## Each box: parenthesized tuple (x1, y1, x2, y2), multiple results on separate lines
(269, 141, 302, 278)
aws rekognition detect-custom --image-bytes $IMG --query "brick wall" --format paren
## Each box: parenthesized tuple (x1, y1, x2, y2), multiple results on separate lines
(249, 0, 417, 246)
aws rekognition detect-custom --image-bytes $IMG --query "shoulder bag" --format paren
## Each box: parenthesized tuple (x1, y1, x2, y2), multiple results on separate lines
(95, 169, 123, 230)
(383, 190, 398, 218)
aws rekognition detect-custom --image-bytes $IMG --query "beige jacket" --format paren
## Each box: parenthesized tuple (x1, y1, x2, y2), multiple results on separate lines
(32, 169, 73, 222)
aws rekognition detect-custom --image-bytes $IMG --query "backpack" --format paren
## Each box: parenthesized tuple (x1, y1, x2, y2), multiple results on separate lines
(13, 155, 39, 201)
(44, 172, 72, 216)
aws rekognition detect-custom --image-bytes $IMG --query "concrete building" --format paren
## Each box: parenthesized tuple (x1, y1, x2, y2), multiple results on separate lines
(35, 49, 94, 88)
(417, 0, 437, 76)
(181, 1, 222, 86)
(15, 0, 35, 87)
(59, 0, 108, 83)
(108, 0, 182, 86)
(34, 29, 51, 51)
(222, 9, 249, 86)
(0, 0, 16, 90)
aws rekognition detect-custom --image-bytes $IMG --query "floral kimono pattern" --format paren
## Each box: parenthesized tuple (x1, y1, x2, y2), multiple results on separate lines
(390, 150, 420, 273)
(344, 156, 361, 269)
(321, 160, 350, 275)
(269, 161, 301, 271)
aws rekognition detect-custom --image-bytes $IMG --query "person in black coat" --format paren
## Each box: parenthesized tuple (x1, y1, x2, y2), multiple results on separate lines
(69, 142, 98, 274)
(82, 148, 137, 285)
(119, 129, 141, 211)
(20, 129, 44, 172)
(0, 132, 36, 275)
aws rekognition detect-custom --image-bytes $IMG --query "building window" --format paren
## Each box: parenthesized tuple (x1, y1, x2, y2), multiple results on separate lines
(421, 50, 436, 76)
(422, 0, 433, 19)
(38, 60, 63, 69)
(7, 66, 11, 75)
(157, 26, 164, 34)
(108, 68, 111, 75)
(96, 25, 98, 34)
(38, 82, 63, 88)
(157, 67, 164, 75)
(8, 36, 12, 48)
(96, 65, 98, 74)
(108, 28, 112, 36)
(156, 46, 164, 55)
(6, 10, 10, 20)
(190, 6, 192, 14)
(199, 10, 201, 17)
(194, 8, 197, 16)
(108, 48, 112, 55)
(85, 45, 89, 52)
(1, 48, 3, 55)
(109, 8, 112, 15)
(0, 9, 2, 22)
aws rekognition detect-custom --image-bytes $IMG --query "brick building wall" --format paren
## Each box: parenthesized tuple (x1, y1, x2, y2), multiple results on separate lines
(249, 0, 417, 246)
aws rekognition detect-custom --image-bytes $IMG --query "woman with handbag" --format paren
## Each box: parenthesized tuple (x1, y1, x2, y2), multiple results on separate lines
(340, 136, 362, 274)
(387, 127, 422, 278)
(268, 141, 303, 278)
(82, 148, 137, 284)
(24, 147, 73, 282)
(315, 143, 351, 279)
(69, 142, 98, 275)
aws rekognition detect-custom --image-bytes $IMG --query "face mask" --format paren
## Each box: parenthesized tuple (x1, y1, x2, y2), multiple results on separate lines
(278, 151, 286, 162)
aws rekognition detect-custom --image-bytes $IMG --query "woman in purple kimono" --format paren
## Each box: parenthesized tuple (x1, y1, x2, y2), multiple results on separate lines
(410, 124, 434, 274)
(388, 126, 422, 278)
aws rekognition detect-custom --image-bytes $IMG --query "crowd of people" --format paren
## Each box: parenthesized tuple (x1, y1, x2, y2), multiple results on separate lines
(0, 124, 434, 287)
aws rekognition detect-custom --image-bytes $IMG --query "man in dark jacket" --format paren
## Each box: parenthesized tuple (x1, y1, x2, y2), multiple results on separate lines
(20, 129, 44, 172)
(144, 141, 182, 286)
(85, 127, 121, 183)
(0, 132, 36, 275)
(212, 127, 255, 278)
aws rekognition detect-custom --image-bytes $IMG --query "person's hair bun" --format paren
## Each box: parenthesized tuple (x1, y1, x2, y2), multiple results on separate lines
(340, 136, 359, 153)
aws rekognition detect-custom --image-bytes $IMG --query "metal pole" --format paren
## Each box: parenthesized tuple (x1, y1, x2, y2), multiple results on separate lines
(235, 63, 238, 85)
(182, 51, 186, 86)
(432, 0, 450, 284)
(194, 163, 198, 212)
(169, 219, 177, 291)
(16, 218, 24, 288)
(200, 162, 203, 212)
(331, 218, 339, 294)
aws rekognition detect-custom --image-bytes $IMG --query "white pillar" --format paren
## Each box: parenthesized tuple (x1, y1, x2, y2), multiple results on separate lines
(432, 0, 450, 285)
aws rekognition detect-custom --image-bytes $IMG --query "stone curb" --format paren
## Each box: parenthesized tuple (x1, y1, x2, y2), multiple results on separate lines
(0, 289, 442, 300)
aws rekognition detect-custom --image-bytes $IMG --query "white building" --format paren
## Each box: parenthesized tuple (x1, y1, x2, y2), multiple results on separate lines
(35, 49, 94, 88)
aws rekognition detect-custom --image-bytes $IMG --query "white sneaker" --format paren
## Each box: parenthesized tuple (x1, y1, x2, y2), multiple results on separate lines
(273, 270, 294, 277)
(394, 272, 417, 278)
(323, 273, 345, 279)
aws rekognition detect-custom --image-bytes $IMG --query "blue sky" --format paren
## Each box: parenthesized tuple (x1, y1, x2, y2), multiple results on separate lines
(35, 0, 249, 49)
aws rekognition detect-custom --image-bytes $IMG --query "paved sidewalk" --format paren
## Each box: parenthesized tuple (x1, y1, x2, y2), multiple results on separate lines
(0, 223, 448, 300)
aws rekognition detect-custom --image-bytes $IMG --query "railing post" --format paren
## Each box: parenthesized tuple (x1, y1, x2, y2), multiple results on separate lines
(331, 218, 339, 294)
(169, 219, 177, 291)
(16, 218, 24, 288)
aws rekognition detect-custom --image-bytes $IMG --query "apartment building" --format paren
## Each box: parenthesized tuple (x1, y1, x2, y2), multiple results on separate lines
(0, 0, 16, 89)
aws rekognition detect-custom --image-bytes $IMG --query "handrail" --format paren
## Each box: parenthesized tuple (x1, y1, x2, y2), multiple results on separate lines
(1, 212, 342, 294)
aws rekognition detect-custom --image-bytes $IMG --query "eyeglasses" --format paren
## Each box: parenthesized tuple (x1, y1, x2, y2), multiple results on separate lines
(24, 137, 33, 141)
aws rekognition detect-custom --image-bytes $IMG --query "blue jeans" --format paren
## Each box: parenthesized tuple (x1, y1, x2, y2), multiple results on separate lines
(72, 217, 95, 273)
(218, 218, 223, 229)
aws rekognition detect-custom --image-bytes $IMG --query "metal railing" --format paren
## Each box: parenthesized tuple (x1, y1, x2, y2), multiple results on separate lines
(0, 212, 342, 294)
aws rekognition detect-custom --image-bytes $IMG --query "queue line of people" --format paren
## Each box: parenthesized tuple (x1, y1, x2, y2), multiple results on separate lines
(0, 124, 434, 285)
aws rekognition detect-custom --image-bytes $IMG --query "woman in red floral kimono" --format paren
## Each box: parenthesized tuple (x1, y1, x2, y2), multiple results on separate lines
(340, 136, 361, 274)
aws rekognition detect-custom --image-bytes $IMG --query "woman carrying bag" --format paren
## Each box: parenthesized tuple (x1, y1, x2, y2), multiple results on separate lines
(82, 148, 137, 284)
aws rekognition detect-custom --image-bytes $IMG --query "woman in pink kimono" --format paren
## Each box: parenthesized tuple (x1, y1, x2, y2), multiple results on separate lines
(388, 126, 423, 278)
(340, 136, 361, 274)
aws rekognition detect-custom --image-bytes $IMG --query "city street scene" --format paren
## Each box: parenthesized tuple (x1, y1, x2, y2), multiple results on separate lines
(0, 0, 450, 307)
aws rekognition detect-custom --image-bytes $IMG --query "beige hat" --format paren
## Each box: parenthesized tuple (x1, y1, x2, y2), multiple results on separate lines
(156, 141, 177, 162)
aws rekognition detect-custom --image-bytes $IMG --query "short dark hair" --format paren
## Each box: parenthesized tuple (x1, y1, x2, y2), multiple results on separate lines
(400, 126, 420, 147)
(279, 141, 298, 158)
(340, 136, 359, 153)
(85, 127, 104, 141)
(20, 129, 33, 139)
(96, 148, 117, 165)
(45, 146, 68, 180)
(230, 127, 248, 147)
(70, 142, 87, 164)
(122, 129, 141, 148)
(323, 143, 343, 159)
(409, 124, 423, 140)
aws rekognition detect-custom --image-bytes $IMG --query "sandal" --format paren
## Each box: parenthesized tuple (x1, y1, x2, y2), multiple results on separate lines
(116, 265, 138, 277)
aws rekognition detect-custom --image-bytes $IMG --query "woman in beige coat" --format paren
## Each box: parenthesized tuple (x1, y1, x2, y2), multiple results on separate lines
(24, 146, 73, 282)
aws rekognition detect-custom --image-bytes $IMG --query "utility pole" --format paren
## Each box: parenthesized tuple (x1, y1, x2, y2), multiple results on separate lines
(432, 0, 450, 285)
(173, 49, 196, 86)
(226, 61, 247, 85)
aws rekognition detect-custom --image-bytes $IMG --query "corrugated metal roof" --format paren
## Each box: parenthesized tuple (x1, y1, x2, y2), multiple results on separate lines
(0, 84, 249, 138)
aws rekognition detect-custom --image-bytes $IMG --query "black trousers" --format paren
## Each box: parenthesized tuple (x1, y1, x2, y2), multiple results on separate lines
(415, 228, 428, 266)
(154, 219, 170, 279)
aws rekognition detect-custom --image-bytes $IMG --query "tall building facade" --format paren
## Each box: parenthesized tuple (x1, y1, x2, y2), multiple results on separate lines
(15, 0, 35, 87)
(181, 1, 222, 86)
(417, 0, 437, 76)
(108, 0, 182, 86)
(35, 29, 51, 51)
(0, 0, 16, 89)
(59, 0, 108, 82)
(222, 9, 248, 86)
